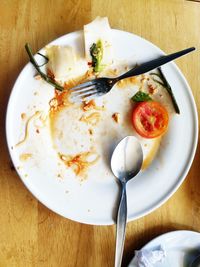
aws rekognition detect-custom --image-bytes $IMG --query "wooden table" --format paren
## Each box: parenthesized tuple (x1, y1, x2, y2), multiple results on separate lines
(1, 0, 200, 266)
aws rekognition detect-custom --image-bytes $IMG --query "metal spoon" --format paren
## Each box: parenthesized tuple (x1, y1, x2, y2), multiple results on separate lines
(190, 255, 200, 267)
(111, 136, 143, 267)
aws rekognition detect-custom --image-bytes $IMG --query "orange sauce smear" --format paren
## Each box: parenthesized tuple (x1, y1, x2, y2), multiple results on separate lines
(49, 70, 94, 114)
(59, 152, 99, 178)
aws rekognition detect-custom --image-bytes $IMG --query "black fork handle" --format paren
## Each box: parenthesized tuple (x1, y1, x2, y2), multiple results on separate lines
(118, 47, 195, 80)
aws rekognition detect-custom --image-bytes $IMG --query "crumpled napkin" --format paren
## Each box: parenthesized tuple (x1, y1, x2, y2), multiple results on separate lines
(135, 245, 166, 267)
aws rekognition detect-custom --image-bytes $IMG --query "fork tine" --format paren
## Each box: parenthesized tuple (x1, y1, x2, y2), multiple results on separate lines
(71, 86, 97, 97)
(83, 93, 99, 102)
(72, 94, 96, 103)
(72, 89, 98, 99)
(69, 80, 95, 91)
(71, 85, 96, 95)
(71, 89, 98, 102)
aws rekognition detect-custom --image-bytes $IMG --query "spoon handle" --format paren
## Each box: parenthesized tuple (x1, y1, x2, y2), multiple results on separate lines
(115, 181, 127, 267)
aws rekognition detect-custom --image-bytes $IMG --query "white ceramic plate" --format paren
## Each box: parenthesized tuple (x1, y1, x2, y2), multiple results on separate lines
(129, 230, 200, 266)
(6, 29, 198, 225)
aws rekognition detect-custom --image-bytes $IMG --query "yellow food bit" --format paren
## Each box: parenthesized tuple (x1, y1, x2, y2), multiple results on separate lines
(21, 113, 27, 120)
(16, 111, 41, 147)
(19, 153, 32, 161)
(80, 112, 101, 125)
(112, 113, 120, 123)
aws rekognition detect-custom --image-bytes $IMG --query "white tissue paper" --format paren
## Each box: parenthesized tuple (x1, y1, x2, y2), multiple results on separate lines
(135, 245, 166, 267)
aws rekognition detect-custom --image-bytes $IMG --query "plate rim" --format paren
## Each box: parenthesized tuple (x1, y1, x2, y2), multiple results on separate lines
(6, 29, 199, 225)
(129, 229, 200, 266)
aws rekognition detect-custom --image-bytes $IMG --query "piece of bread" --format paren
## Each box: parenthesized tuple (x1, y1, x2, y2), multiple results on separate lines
(46, 45, 76, 80)
(84, 16, 113, 67)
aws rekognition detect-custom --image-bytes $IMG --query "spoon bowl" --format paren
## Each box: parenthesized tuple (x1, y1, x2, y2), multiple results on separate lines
(111, 136, 143, 181)
(111, 136, 143, 267)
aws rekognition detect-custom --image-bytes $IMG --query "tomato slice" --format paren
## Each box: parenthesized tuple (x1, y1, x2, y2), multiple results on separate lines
(132, 101, 169, 138)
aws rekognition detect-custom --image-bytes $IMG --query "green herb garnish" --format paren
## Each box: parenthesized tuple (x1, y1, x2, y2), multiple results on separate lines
(25, 43, 64, 91)
(150, 68, 180, 114)
(132, 91, 152, 102)
(90, 40, 103, 72)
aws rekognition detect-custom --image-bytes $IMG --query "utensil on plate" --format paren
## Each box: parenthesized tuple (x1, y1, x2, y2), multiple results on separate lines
(70, 47, 195, 102)
(111, 136, 143, 267)
(190, 255, 200, 267)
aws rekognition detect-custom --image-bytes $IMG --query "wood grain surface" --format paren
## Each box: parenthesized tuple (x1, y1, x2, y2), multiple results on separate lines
(0, 0, 200, 266)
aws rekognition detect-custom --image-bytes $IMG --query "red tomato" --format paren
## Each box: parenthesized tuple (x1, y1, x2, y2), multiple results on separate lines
(132, 101, 169, 138)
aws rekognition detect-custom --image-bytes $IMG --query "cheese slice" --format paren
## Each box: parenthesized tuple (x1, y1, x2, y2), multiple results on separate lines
(46, 45, 76, 80)
(84, 17, 113, 67)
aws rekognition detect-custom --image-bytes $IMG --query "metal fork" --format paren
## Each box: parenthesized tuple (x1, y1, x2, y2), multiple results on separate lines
(70, 47, 195, 102)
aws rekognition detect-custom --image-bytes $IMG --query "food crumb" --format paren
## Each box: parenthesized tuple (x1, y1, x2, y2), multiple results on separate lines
(21, 113, 27, 120)
(34, 74, 42, 80)
(88, 129, 93, 135)
(36, 129, 40, 134)
(19, 153, 32, 161)
(80, 112, 101, 125)
(82, 100, 105, 111)
(140, 75, 149, 83)
(24, 174, 28, 178)
(112, 113, 120, 123)
(82, 100, 96, 111)
(124, 65, 129, 71)
(148, 84, 157, 94)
